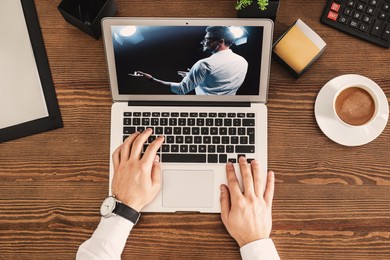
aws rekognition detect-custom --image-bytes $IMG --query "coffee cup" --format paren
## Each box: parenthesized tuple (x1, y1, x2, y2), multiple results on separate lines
(333, 83, 378, 127)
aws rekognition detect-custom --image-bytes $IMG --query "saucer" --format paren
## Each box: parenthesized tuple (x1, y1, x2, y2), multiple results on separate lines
(315, 74, 389, 146)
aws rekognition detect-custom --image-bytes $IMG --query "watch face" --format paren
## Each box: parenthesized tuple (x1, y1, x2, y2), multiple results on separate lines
(100, 196, 116, 217)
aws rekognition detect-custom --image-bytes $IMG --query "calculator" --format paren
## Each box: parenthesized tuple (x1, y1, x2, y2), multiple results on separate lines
(321, 0, 390, 48)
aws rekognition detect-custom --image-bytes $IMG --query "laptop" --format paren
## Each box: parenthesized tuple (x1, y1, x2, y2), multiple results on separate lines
(101, 18, 273, 213)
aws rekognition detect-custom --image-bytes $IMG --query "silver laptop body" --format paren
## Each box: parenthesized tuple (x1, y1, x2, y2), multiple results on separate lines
(102, 18, 273, 213)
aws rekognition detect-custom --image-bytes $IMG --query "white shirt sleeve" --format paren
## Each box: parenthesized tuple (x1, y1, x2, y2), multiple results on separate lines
(240, 239, 280, 260)
(76, 216, 134, 260)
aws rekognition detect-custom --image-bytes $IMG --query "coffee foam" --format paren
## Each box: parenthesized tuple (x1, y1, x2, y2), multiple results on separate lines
(334, 87, 376, 126)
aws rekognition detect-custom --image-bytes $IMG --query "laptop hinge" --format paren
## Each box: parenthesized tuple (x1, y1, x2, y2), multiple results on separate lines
(127, 101, 251, 107)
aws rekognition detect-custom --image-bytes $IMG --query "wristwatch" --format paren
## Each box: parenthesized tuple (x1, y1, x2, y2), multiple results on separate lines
(100, 196, 141, 225)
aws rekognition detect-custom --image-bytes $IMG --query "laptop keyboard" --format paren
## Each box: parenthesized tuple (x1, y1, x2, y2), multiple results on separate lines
(122, 111, 256, 163)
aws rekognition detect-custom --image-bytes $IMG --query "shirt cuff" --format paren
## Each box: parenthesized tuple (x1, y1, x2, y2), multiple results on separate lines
(240, 239, 280, 260)
(77, 216, 134, 260)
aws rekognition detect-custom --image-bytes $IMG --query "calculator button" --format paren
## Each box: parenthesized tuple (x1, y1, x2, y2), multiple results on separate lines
(331, 2, 341, 11)
(349, 20, 359, 28)
(369, 0, 378, 6)
(359, 23, 369, 32)
(347, 0, 356, 7)
(352, 11, 362, 19)
(344, 7, 353, 15)
(339, 15, 349, 23)
(327, 11, 339, 20)
(370, 20, 384, 37)
(382, 24, 390, 41)
(362, 15, 372, 23)
(366, 6, 375, 14)
(378, 12, 387, 20)
(356, 3, 365, 10)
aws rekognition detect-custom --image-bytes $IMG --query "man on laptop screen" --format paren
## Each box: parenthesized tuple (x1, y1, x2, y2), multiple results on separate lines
(135, 26, 248, 95)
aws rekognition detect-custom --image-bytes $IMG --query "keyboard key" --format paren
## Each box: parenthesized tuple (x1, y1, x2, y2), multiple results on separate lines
(162, 154, 206, 163)
(216, 145, 224, 153)
(162, 145, 170, 153)
(194, 136, 202, 143)
(165, 127, 173, 135)
(222, 136, 229, 144)
(124, 127, 136, 134)
(208, 145, 216, 153)
(171, 145, 179, 152)
(210, 127, 218, 135)
(199, 145, 206, 153)
(236, 145, 255, 153)
(124, 118, 131, 125)
(133, 118, 140, 125)
(206, 118, 213, 126)
(208, 154, 218, 163)
(226, 145, 234, 153)
(243, 119, 255, 126)
(212, 136, 220, 144)
(219, 154, 228, 163)
(176, 136, 184, 143)
(180, 145, 188, 152)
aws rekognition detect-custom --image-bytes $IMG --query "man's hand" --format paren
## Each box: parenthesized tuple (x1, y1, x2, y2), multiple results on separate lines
(220, 156, 275, 247)
(135, 71, 153, 80)
(111, 129, 164, 212)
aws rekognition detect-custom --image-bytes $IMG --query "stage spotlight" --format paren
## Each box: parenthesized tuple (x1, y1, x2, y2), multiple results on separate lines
(120, 26, 137, 37)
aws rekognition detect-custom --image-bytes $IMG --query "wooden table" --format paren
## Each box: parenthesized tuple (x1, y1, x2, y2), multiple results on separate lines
(1, 0, 389, 259)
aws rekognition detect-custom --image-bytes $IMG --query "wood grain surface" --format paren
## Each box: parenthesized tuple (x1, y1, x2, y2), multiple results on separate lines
(1, 0, 389, 259)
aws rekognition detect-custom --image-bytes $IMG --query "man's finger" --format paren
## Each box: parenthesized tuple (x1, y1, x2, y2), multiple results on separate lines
(129, 128, 153, 161)
(264, 171, 275, 206)
(150, 155, 162, 192)
(219, 184, 231, 223)
(142, 135, 165, 165)
(226, 162, 242, 200)
(239, 156, 255, 196)
(251, 160, 263, 197)
(112, 145, 122, 169)
(121, 132, 140, 162)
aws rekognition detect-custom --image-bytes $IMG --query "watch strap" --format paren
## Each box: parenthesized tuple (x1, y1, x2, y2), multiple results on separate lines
(113, 202, 141, 224)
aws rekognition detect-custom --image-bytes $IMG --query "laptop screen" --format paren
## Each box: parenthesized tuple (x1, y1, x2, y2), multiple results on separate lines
(103, 19, 273, 102)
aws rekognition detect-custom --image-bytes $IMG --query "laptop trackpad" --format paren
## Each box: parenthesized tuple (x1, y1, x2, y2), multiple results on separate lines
(162, 169, 214, 209)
